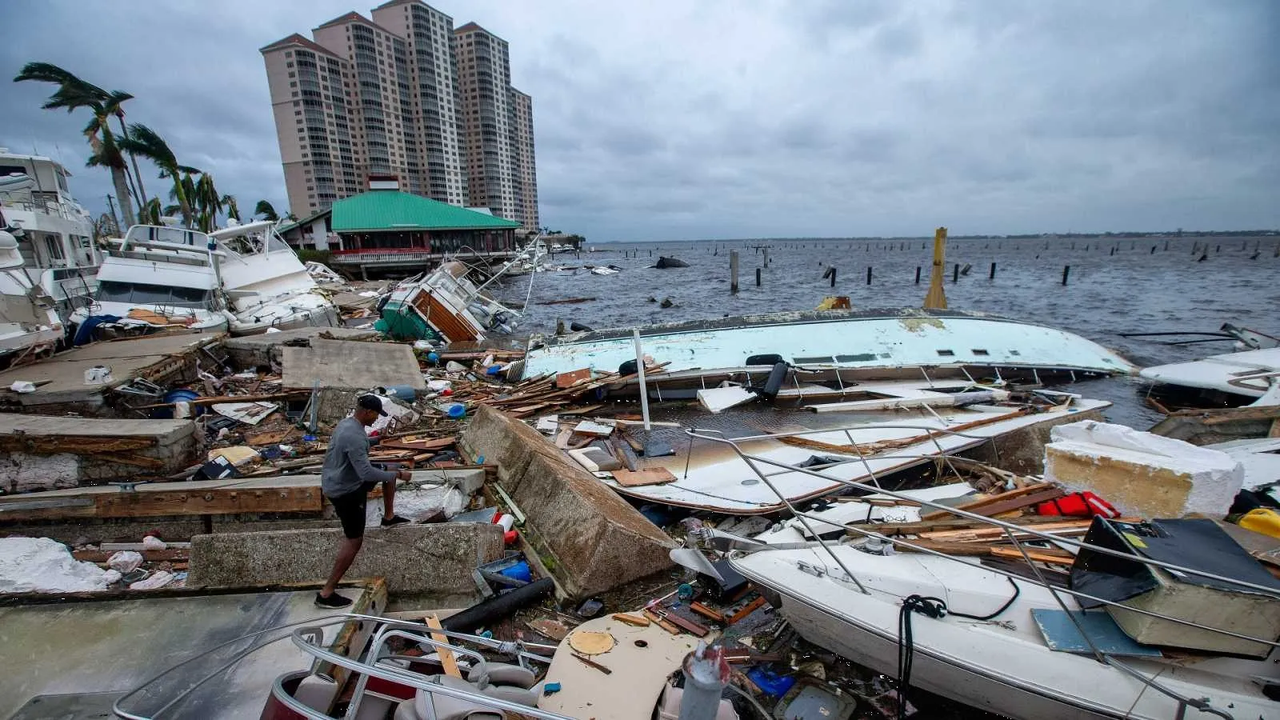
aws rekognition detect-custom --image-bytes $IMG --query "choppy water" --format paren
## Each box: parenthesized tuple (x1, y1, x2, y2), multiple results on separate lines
(492, 235, 1279, 430)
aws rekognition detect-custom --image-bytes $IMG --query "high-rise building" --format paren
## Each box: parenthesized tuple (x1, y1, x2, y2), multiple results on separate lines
(453, 23, 516, 222)
(260, 1, 537, 228)
(370, 0, 467, 205)
(509, 87, 539, 231)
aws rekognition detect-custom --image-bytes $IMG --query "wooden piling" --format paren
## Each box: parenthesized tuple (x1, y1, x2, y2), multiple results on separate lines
(866, 266, 872, 285)
(763, 248, 769, 266)
(953, 263, 959, 283)
(989, 262, 996, 279)
(1062, 265, 1071, 285)
(730, 250, 739, 294)
(915, 266, 921, 284)
(830, 267, 837, 287)
(755, 267, 761, 286)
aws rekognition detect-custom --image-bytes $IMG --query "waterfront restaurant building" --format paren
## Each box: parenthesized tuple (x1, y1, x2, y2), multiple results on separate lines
(287, 189, 521, 276)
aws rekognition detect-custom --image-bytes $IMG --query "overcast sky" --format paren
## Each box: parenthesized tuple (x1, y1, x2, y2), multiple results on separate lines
(2, 0, 1276, 241)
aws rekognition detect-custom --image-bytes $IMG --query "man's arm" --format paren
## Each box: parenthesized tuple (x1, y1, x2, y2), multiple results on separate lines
(343, 434, 398, 484)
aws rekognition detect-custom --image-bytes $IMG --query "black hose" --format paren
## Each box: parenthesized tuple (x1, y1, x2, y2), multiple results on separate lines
(895, 576, 1020, 720)
(441, 578, 554, 633)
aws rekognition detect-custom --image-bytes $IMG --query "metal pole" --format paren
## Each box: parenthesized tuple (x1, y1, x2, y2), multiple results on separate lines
(677, 644, 730, 720)
(633, 329, 651, 431)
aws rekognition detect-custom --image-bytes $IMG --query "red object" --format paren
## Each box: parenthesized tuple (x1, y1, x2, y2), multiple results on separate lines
(1036, 491, 1119, 518)
(504, 529, 518, 544)
(442, 388, 453, 396)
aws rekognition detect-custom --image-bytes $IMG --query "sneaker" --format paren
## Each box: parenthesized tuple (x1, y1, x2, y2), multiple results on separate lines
(315, 592, 353, 609)
(381, 515, 411, 527)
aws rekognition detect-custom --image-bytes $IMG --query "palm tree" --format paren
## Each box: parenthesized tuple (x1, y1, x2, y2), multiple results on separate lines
(14, 62, 141, 224)
(192, 173, 223, 232)
(118, 123, 193, 227)
(253, 200, 279, 222)
(221, 195, 240, 222)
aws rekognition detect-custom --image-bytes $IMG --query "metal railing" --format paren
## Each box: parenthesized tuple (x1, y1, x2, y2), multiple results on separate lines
(112, 613, 568, 720)
(688, 425, 1280, 718)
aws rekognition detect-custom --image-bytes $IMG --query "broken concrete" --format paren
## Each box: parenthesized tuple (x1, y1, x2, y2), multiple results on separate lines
(187, 522, 503, 600)
(223, 326, 378, 368)
(281, 338, 425, 392)
(461, 405, 675, 599)
(0, 333, 218, 415)
(0, 415, 198, 492)
(1045, 420, 1245, 519)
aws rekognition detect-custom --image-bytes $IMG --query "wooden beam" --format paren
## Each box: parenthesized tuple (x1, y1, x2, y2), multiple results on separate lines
(426, 614, 462, 678)
(0, 434, 157, 455)
(0, 483, 323, 521)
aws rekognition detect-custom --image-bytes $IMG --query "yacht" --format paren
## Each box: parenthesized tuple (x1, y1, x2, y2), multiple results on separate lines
(72, 220, 336, 338)
(0, 148, 101, 317)
(0, 229, 62, 366)
(377, 260, 518, 343)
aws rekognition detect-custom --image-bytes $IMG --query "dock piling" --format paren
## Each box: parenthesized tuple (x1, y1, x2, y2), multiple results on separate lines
(866, 266, 872, 285)
(755, 267, 761, 286)
(989, 262, 997, 279)
(730, 250, 739, 294)
(1062, 265, 1071, 285)
(915, 266, 921, 284)
(952, 263, 959, 283)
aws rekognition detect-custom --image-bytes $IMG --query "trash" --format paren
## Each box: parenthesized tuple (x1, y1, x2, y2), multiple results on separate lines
(129, 570, 175, 590)
(1035, 491, 1120, 518)
(445, 403, 467, 419)
(107, 550, 144, 573)
(427, 379, 452, 393)
(193, 456, 240, 481)
(413, 340, 433, 351)
(211, 401, 279, 425)
(576, 597, 604, 618)
(0, 538, 110, 593)
(8, 381, 36, 393)
(264, 327, 281, 333)
(142, 535, 167, 551)
(773, 678, 857, 720)
(208, 446, 261, 468)
(543, 681, 562, 695)
(653, 256, 689, 268)
(572, 419, 614, 437)
(746, 666, 798, 698)
(83, 364, 112, 385)
(527, 618, 572, 641)
(445, 361, 467, 373)
(103, 569, 122, 585)
(567, 446, 622, 472)
(696, 385, 756, 414)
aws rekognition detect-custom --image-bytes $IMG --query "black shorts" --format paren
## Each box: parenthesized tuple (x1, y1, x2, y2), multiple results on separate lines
(329, 481, 380, 539)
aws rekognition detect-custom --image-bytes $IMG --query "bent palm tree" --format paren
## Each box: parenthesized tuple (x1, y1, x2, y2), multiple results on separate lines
(253, 200, 279, 222)
(14, 62, 140, 225)
(118, 123, 193, 227)
(221, 195, 240, 222)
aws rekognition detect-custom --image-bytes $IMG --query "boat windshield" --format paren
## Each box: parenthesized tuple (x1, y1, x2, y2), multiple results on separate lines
(124, 225, 207, 247)
(218, 227, 293, 257)
(96, 280, 211, 308)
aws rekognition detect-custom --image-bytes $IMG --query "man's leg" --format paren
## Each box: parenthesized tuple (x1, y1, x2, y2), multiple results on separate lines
(320, 536, 362, 598)
(382, 477, 396, 519)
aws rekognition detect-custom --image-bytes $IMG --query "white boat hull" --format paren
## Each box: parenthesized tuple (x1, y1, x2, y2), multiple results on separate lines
(1141, 348, 1280, 399)
(731, 548, 1280, 720)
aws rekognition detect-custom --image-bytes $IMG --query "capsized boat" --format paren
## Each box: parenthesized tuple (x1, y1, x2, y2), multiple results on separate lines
(1141, 347, 1280, 407)
(509, 308, 1136, 393)
(71, 221, 336, 338)
(710, 435, 1280, 719)
(557, 381, 1108, 514)
(377, 261, 519, 344)
(0, 229, 62, 365)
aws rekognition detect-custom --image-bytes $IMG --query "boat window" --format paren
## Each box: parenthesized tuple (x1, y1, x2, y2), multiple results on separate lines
(971, 349, 990, 356)
(794, 356, 836, 364)
(1009, 350, 1021, 356)
(936, 349, 956, 357)
(127, 226, 201, 247)
(43, 234, 64, 261)
(835, 353, 877, 363)
(97, 280, 210, 308)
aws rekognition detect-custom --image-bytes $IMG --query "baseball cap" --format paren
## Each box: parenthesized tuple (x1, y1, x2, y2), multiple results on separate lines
(357, 394, 388, 416)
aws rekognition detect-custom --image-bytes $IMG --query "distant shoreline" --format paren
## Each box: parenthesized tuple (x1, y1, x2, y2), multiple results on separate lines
(580, 230, 1280, 244)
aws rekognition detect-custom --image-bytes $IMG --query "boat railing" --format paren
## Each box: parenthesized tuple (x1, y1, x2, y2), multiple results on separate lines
(1227, 369, 1280, 394)
(687, 427, 1280, 718)
(112, 612, 569, 720)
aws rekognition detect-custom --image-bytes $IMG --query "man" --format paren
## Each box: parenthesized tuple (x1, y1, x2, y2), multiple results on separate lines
(315, 394, 411, 608)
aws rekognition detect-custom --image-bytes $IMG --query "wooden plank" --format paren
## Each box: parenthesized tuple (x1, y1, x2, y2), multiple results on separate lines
(555, 368, 592, 389)
(849, 512, 1094, 537)
(962, 487, 1065, 519)
(426, 614, 462, 678)
(611, 612, 651, 627)
(919, 519, 1098, 542)
(0, 435, 157, 455)
(898, 539, 996, 557)
(611, 468, 677, 487)
(642, 609, 681, 635)
(920, 483, 1058, 520)
(989, 546, 1076, 565)
(0, 484, 323, 521)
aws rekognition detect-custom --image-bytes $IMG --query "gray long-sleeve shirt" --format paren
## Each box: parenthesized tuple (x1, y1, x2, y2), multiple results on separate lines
(321, 417, 396, 498)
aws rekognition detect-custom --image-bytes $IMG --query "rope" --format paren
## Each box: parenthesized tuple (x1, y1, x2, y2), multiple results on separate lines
(895, 576, 1020, 720)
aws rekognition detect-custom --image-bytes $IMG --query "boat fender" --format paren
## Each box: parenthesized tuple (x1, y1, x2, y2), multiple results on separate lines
(760, 362, 789, 399)
(619, 359, 638, 376)
(745, 353, 785, 366)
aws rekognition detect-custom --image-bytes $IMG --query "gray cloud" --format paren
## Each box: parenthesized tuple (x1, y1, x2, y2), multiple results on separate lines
(1, 0, 1276, 241)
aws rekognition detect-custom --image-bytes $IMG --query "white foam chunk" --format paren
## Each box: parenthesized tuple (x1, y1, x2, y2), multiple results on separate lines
(697, 386, 756, 414)
(0, 537, 110, 593)
(1045, 420, 1244, 519)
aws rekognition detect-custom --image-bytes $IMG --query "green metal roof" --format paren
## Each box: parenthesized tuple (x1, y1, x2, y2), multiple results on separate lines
(331, 191, 520, 232)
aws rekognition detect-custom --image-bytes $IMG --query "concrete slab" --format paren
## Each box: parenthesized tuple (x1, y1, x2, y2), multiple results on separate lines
(0, 333, 219, 413)
(0, 584, 385, 719)
(462, 405, 675, 599)
(224, 327, 378, 368)
(187, 522, 503, 601)
(281, 338, 425, 391)
(0, 415, 198, 492)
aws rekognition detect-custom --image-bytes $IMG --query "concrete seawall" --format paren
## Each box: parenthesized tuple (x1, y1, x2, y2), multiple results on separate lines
(461, 405, 675, 599)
